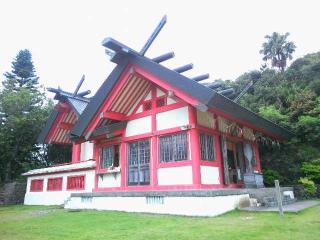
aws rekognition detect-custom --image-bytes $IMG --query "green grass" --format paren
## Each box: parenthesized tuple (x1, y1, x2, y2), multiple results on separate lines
(0, 205, 319, 240)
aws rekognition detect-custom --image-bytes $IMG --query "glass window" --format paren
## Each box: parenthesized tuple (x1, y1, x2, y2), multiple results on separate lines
(199, 133, 215, 161)
(159, 132, 188, 163)
(100, 145, 119, 169)
(127, 140, 150, 185)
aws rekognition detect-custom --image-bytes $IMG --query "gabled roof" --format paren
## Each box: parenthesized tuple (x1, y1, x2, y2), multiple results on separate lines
(70, 38, 293, 141)
(50, 88, 90, 116)
(37, 89, 90, 144)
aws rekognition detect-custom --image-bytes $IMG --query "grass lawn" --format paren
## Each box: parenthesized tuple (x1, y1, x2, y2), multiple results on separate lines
(0, 205, 319, 240)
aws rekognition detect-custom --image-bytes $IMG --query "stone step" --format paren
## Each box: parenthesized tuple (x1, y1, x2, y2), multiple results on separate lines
(263, 196, 296, 207)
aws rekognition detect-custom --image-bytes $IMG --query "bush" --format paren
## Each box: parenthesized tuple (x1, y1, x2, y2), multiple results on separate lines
(262, 169, 283, 186)
(299, 177, 317, 195)
(301, 159, 320, 184)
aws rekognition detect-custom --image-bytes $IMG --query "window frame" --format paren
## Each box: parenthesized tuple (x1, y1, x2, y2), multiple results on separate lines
(30, 179, 44, 192)
(159, 131, 189, 163)
(127, 138, 151, 186)
(47, 177, 63, 191)
(99, 145, 120, 170)
(66, 175, 85, 191)
(199, 132, 216, 161)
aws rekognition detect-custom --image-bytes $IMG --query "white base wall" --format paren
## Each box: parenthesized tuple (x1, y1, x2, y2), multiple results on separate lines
(158, 166, 193, 185)
(24, 170, 95, 206)
(65, 194, 250, 217)
(98, 173, 121, 188)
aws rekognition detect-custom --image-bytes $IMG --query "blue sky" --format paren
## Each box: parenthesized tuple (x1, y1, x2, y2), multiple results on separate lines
(1, 0, 319, 98)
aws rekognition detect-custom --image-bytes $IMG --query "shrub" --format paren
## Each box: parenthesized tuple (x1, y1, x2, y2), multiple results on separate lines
(301, 159, 320, 184)
(299, 177, 317, 195)
(262, 169, 283, 186)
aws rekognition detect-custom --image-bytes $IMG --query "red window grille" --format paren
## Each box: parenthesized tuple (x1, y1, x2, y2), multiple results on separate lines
(143, 101, 152, 111)
(156, 97, 166, 107)
(47, 177, 63, 191)
(67, 175, 85, 190)
(30, 179, 44, 192)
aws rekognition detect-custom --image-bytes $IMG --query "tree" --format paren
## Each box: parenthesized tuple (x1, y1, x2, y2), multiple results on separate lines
(3, 49, 39, 91)
(260, 32, 296, 72)
(0, 50, 51, 183)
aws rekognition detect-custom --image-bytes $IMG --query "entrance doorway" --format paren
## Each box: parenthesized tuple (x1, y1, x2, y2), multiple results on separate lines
(221, 137, 247, 184)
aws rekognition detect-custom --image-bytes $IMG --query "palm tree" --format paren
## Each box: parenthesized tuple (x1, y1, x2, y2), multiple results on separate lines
(260, 32, 296, 72)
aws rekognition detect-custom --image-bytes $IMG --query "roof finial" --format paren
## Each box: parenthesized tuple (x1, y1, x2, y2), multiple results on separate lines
(140, 15, 167, 56)
(73, 74, 85, 96)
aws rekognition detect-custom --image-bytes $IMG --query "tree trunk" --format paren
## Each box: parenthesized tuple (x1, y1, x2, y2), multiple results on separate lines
(5, 144, 18, 182)
(4, 159, 12, 182)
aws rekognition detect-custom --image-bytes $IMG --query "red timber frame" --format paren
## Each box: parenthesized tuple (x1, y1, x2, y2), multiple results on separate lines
(80, 65, 267, 192)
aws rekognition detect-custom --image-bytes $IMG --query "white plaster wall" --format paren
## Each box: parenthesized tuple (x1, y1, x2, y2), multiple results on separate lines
(80, 142, 93, 161)
(156, 107, 189, 131)
(125, 116, 151, 137)
(197, 110, 215, 129)
(166, 97, 177, 105)
(200, 166, 220, 184)
(24, 170, 95, 205)
(158, 166, 193, 185)
(156, 88, 165, 97)
(98, 173, 121, 188)
(65, 194, 250, 217)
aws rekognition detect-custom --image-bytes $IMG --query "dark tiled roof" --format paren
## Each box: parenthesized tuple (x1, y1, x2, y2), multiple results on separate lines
(37, 89, 90, 143)
(37, 109, 59, 143)
(70, 38, 293, 141)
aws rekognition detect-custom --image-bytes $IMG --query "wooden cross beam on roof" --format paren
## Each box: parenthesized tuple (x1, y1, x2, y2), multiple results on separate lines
(140, 15, 167, 56)
(73, 74, 85, 96)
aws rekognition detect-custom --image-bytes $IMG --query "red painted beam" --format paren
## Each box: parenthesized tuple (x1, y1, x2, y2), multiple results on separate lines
(104, 111, 126, 121)
(55, 102, 70, 113)
(59, 122, 74, 130)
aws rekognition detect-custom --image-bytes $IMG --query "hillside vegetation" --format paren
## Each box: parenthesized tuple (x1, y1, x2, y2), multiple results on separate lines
(228, 52, 320, 185)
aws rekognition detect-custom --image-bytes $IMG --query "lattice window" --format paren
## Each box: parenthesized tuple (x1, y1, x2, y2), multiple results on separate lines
(127, 140, 150, 185)
(67, 175, 85, 190)
(30, 179, 43, 192)
(156, 97, 166, 108)
(199, 133, 215, 161)
(47, 177, 63, 191)
(159, 132, 188, 163)
(100, 145, 119, 169)
(143, 101, 152, 111)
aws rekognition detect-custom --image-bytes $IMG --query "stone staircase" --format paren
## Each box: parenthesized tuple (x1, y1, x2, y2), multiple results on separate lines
(263, 195, 296, 207)
(246, 187, 296, 207)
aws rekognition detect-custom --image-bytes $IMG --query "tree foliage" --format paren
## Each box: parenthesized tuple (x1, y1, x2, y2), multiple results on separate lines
(0, 50, 52, 183)
(260, 32, 296, 72)
(231, 49, 320, 184)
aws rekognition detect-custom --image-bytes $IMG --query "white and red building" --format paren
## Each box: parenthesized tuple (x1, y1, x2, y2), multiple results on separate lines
(23, 36, 293, 216)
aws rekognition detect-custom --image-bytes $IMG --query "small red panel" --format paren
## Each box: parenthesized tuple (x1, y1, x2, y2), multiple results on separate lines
(143, 101, 152, 111)
(67, 175, 85, 190)
(156, 96, 166, 108)
(30, 179, 44, 192)
(47, 177, 63, 191)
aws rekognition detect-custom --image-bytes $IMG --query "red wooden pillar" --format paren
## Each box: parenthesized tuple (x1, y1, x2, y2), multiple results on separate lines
(71, 143, 81, 163)
(93, 143, 99, 192)
(188, 106, 201, 186)
(120, 142, 127, 189)
(151, 86, 158, 189)
(151, 137, 158, 188)
(214, 133, 224, 187)
(253, 141, 262, 173)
